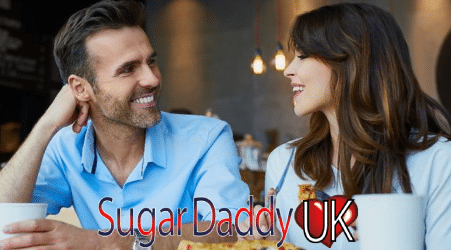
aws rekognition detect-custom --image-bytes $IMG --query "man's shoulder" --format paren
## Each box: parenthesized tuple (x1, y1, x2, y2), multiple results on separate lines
(48, 123, 89, 151)
(160, 111, 229, 136)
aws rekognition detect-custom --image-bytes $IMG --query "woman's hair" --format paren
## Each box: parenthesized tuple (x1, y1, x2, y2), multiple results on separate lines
(289, 3, 451, 197)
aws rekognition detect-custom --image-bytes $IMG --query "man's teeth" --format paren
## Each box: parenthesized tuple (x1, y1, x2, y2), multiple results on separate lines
(293, 86, 305, 92)
(133, 95, 154, 104)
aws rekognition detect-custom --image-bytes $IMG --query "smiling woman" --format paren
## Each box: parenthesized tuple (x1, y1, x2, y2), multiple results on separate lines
(259, 3, 451, 249)
(285, 3, 451, 197)
(284, 53, 334, 118)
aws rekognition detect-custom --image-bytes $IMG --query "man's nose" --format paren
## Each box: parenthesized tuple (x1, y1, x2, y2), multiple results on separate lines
(139, 65, 160, 87)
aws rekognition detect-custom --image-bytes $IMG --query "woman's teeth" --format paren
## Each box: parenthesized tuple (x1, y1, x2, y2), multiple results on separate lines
(293, 86, 305, 92)
(132, 95, 154, 104)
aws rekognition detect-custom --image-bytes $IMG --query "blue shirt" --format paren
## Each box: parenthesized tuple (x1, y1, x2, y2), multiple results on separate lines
(266, 137, 451, 250)
(32, 112, 249, 231)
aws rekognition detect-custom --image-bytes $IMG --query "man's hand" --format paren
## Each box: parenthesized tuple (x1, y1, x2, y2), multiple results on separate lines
(42, 84, 90, 134)
(1, 219, 92, 249)
(0, 219, 133, 250)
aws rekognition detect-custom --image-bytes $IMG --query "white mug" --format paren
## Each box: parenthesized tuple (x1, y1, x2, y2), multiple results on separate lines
(0, 203, 47, 241)
(353, 194, 425, 250)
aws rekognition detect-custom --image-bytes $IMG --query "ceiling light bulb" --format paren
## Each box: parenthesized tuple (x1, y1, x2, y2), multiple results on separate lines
(274, 43, 286, 71)
(251, 48, 266, 75)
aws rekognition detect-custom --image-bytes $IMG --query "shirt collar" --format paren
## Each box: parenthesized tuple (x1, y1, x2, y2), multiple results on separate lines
(81, 120, 97, 174)
(80, 114, 168, 175)
(143, 113, 168, 171)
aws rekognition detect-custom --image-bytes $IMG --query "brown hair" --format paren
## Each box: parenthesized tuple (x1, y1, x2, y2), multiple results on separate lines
(289, 3, 451, 197)
(53, 0, 146, 85)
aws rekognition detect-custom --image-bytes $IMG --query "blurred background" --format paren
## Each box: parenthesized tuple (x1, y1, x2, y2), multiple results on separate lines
(1, 0, 451, 162)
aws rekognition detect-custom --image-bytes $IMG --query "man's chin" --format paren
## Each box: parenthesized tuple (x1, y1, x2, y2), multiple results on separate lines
(138, 109, 161, 129)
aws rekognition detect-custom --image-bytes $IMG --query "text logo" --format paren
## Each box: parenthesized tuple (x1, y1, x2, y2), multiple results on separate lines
(294, 195, 358, 248)
(97, 196, 293, 248)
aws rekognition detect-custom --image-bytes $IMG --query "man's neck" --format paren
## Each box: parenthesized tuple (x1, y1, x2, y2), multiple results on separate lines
(92, 117, 146, 187)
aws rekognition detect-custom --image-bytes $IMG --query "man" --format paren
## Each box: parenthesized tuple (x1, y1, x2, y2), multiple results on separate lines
(0, 1, 249, 249)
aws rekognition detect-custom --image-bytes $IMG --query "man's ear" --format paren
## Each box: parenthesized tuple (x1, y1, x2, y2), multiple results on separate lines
(68, 74, 93, 102)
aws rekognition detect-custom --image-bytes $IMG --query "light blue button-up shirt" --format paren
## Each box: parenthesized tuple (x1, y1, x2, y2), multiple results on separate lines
(32, 112, 249, 231)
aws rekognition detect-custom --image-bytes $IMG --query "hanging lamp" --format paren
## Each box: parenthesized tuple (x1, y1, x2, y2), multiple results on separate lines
(273, 0, 286, 71)
(251, 0, 266, 75)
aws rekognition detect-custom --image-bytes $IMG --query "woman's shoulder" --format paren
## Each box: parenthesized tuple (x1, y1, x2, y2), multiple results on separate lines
(268, 139, 299, 163)
(266, 139, 300, 175)
(407, 137, 451, 182)
(408, 137, 451, 160)
(265, 140, 296, 191)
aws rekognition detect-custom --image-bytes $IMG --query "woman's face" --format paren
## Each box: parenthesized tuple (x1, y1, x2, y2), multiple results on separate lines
(284, 51, 335, 117)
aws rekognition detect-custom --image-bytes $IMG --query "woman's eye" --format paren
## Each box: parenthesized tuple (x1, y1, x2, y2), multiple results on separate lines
(297, 55, 308, 60)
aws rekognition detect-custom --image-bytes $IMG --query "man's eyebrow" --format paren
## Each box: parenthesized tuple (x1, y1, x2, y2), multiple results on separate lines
(114, 51, 158, 77)
(148, 51, 157, 59)
(114, 59, 140, 76)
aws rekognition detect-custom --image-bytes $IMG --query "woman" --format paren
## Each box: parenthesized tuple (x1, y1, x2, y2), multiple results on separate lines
(245, 3, 451, 250)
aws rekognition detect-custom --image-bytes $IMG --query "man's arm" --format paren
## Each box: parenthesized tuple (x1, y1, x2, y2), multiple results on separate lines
(0, 84, 88, 202)
(0, 117, 57, 202)
(0, 219, 134, 250)
(1, 220, 234, 250)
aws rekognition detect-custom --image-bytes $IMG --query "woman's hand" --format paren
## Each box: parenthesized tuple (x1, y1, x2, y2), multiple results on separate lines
(237, 188, 280, 242)
(351, 221, 358, 241)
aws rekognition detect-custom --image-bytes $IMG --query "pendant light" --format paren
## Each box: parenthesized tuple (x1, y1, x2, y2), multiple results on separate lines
(251, 0, 266, 75)
(251, 48, 265, 75)
(274, 43, 286, 71)
(273, 0, 286, 71)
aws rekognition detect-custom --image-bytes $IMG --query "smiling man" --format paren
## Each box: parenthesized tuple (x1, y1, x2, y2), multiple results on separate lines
(0, 1, 249, 249)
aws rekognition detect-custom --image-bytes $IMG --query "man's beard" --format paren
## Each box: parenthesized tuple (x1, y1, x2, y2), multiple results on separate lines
(94, 88, 161, 129)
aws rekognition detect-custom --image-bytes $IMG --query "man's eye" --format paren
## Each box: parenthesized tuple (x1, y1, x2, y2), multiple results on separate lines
(123, 66, 136, 74)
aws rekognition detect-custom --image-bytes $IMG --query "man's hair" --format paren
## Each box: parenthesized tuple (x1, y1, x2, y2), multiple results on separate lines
(53, 0, 145, 85)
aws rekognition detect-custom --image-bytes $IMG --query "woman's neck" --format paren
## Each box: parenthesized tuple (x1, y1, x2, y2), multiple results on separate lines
(323, 109, 340, 167)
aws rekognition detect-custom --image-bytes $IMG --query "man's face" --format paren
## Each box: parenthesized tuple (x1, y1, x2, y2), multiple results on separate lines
(85, 26, 161, 128)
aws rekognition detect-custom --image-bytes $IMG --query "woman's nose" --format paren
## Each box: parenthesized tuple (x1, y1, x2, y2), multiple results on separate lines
(284, 60, 294, 78)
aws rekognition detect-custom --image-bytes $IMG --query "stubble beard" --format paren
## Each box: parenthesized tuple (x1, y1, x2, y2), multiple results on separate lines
(94, 89, 162, 129)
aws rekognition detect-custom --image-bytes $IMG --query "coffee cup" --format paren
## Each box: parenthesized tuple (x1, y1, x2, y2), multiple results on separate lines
(353, 194, 424, 250)
(0, 203, 47, 241)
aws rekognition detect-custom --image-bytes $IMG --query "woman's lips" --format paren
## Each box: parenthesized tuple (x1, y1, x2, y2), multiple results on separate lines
(291, 84, 305, 98)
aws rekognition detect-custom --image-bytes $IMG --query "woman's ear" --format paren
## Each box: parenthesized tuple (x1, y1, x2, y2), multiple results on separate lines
(68, 74, 93, 102)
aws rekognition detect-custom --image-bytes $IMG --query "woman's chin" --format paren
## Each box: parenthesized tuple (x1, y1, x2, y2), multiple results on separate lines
(294, 108, 309, 117)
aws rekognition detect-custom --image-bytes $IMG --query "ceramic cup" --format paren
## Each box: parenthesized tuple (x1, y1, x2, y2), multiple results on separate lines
(353, 194, 425, 250)
(0, 203, 47, 241)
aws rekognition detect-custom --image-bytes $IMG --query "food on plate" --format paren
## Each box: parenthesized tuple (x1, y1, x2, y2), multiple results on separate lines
(178, 239, 304, 250)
